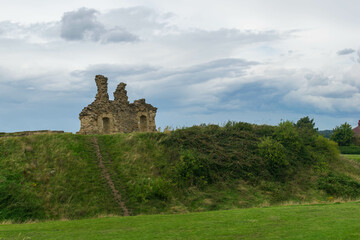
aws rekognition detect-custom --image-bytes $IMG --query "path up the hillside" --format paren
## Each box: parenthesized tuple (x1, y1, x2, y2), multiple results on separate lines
(92, 137, 130, 216)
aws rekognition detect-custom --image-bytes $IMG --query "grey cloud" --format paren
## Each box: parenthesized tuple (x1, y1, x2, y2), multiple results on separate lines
(0, 21, 22, 37)
(283, 71, 360, 112)
(60, 8, 105, 41)
(0, 8, 140, 44)
(102, 28, 139, 43)
(0, 6, 288, 47)
(72, 64, 158, 80)
(163, 58, 258, 86)
(337, 48, 355, 55)
(72, 58, 259, 110)
(115, 61, 360, 114)
(350, 49, 360, 63)
(76, 58, 257, 86)
(189, 58, 258, 71)
(60, 8, 139, 43)
(59, 6, 175, 42)
(156, 28, 293, 59)
(0, 69, 96, 133)
(0, 21, 59, 42)
(195, 28, 285, 43)
(164, 28, 288, 46)
(305, 73, 330, 86)
(350, 50, 360, 63)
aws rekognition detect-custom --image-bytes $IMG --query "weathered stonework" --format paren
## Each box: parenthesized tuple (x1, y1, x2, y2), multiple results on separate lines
(78, 75, 157, 134)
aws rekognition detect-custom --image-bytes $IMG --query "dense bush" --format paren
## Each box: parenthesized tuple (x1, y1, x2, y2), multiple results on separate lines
(161, 117, 339, 184)
(161, 122, 268, 183)
(339, 145, 360, 154)
(318, 172, 360, 198)
(132, 177, 171, 202)
(174, 149, 210, 187)
(258, 137, 289, 180)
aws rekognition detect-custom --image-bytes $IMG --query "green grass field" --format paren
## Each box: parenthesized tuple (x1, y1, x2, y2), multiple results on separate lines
(342, 154, 360, 162)
(1, 202, 360, 240)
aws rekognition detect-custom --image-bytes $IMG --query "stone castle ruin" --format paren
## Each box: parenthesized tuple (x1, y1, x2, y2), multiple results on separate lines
(78, 75, 157, 134)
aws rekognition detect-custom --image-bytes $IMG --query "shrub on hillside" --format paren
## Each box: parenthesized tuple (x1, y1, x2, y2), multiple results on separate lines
(132, 177, 172, 202)
(274, 121, 302, 159)
(174, 150, 210, 187)
(162, 122, 268, 184)
(258, 137, 290, 180)
(318, 172, 360, 198)
(313, 136, 339, 164)
(256, 118, 336, 180)
(162, 118, 339, 185)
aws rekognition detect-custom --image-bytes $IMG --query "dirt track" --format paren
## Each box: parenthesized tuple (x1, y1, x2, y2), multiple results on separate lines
(92, 137, 130, 216)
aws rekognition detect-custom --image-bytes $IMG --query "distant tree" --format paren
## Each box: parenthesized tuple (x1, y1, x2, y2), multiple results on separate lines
(295, 116, 318, 145)
(330, 122, 354, 146)
(318, 130, 333, 139)
(295, 116, 318, 132)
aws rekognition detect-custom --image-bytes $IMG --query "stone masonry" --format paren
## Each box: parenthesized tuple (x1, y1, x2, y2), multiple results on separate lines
(78, 75, 157, 134)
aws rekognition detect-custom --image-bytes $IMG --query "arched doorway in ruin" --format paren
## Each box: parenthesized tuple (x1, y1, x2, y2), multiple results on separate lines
(102, 117, 110, 134)
(139, 115, 148, 132)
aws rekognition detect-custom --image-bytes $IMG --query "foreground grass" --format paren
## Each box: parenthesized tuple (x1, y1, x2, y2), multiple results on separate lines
(1, 202, 360, 240)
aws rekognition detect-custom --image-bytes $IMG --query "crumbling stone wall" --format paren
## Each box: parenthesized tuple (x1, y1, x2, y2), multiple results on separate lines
(78, 75, 157, 134)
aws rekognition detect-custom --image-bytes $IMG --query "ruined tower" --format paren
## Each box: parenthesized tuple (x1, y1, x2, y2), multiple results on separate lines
(78, 75, 157, 134)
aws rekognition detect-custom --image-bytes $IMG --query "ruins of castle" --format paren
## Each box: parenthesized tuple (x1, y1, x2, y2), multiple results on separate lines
(78, 75, 157, 134)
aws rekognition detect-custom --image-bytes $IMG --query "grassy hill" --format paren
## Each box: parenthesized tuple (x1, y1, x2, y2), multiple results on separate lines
(1, 119, 360, 222)
(1, 202, 360, 239)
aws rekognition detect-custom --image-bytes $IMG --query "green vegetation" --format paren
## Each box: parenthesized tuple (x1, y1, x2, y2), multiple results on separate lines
(318, 130, 332, 139)
(1, 202, 360, 239)
(339, 146, 360, 154)
(1, 117, 360, 222)
(0, 134, 121, 222)
(330, 122, 354, 146)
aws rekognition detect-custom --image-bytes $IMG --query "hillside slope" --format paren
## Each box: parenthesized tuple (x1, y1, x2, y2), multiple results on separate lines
(1, 119, 360, 222)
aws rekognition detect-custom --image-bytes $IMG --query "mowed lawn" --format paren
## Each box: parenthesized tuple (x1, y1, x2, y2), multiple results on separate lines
(342, 154, 360, 162)
(1, 202, 360, 240)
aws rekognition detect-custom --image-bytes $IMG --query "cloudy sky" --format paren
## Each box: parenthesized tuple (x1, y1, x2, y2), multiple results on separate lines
(1, 0, 360, 132)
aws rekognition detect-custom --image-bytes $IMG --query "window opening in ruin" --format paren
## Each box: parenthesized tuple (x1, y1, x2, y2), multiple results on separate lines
(140, 115, 147, 132)
(102, 117, 110, 134)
